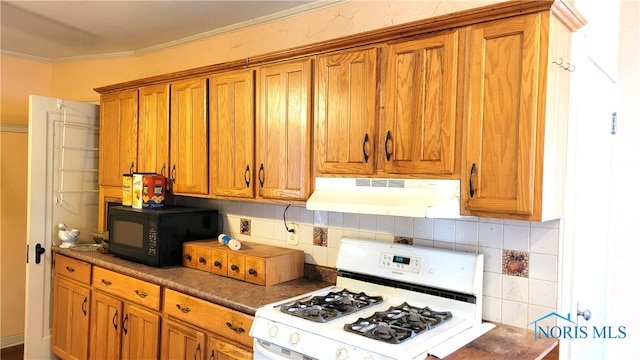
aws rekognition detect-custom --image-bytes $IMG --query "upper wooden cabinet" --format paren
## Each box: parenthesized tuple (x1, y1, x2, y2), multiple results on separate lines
(461, 12, 574, 221)
(382, 31, 460, 176)
(138, 84, 170, 177)
(209, 69, 255, 198)
(315, 47, 378, 175)
(99, 89, 138, 187)
(170, 77, 209, 196)
(256, 59, 313, 201)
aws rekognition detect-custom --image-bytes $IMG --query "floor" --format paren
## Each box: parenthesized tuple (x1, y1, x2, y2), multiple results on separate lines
(0, 344, 24, 360)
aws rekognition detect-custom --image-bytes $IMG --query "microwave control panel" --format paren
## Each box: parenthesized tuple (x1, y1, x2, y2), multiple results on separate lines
(148, 221, 157, 256)
(379, 253, 421, 273)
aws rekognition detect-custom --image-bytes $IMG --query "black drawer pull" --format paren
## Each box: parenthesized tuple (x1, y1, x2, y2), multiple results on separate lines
(198, 257, 206, 264)
(230, 264, 239, 271)
(249, 268, 257, 275)
(176, 304, 191, 313)
(184, 254, 192, 261)
(214, 261, 222, 268)
(135, 290, 148, 298)
(226, 322, 245, 334)
(65, 266, 75, 273)
(101, 279, 112, 286)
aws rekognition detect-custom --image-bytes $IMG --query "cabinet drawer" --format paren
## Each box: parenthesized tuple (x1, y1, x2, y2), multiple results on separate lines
(227, 253, 245, 281)
(210, 249, 228, 277)
(92, 267, 161, 311)
(183, 243, 198, 268)
(55, 254, 91, 285)
(195, 247, 212, 272)
(244, 256, 266, 285)
(164, 288, 254, 347)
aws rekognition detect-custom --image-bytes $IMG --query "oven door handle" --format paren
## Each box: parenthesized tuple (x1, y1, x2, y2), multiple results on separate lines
(253, 339, 304, 360)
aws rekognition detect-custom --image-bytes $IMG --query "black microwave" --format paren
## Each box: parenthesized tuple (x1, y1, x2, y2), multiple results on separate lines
(107, 205, 220, 266)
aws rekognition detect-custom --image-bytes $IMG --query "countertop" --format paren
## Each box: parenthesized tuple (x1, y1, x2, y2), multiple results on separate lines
(52, 246, 334, 316)
(440, 324, 559, 360)
(54, 247, 558, 360)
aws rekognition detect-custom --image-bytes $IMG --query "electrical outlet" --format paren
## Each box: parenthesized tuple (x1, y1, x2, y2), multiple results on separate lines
(287, 223, 299, 246)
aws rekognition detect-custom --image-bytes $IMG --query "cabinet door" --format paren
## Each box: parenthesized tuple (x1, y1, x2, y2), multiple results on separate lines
(315, 48, 377, 175)
(170, 77, 209, 195)
(162, 319, 206, 360)
(463, 14, 540, 216)
(256, 59, 312, 200)
(138, 84, 170, 177)
(51, 276, 91, 360)
(207, 333, 252, 360)
(91, 291, 123, 360)
(210, 70, 255, 198)
(121, 303, 160, 360)
(383, 32, 459, 175)
(99, 90, 138, 187)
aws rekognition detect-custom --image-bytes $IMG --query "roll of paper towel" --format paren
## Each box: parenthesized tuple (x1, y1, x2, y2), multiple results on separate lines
(218, 234, 241, 251)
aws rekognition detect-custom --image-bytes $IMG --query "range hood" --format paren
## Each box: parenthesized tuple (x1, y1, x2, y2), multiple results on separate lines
(306, 177, 461, 218)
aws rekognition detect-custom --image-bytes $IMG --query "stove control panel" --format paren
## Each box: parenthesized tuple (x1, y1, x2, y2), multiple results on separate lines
(380, 253, 421, 273)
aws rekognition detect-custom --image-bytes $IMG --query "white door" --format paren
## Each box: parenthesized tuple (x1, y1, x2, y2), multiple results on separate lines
(24, 95, 99, 359)
(560, 37, 616, 359)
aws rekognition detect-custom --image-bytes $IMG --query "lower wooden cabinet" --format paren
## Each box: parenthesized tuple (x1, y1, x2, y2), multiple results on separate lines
(52, 254, 253, 360)
(90, 290, 161, 360)
(162, 318, 252, 360)
(51, 275, 91, 360)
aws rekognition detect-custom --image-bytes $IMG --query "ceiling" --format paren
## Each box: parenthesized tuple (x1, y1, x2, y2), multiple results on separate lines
(0, 0, 336, 62)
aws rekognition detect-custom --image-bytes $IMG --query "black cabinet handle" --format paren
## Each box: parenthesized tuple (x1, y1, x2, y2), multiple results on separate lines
(184, 253, 192, 261)
(244, 164, 251, 188)
(384, 131, 392, 161)
(81, 297, 87, 316)
(160, 163, 166, 177)
(101, 279, 112, 286)
(193, 343, 201, 360)
(65, 266, 75, 273)
(469, 163, 477, 198)
(226, 322, 245, 334)
(171, 164, 176, 184)
(362, 133, 370, 163)
(198, 257, 206, 264)
(214, 261, 222, 268)
(258, 163, 264, 188)
(135, 290, 148, 298)
(112, 310, 118, 330)
(123, 313, 129, 335)
(249, 268, 257, 276)
(230, 264, 239, 272)
(129, 162, 135, 174)
(176, 304, 191, 313)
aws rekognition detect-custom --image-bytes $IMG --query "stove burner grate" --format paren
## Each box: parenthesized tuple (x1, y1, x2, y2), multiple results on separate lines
(280, 289, 383, 322)
(344, 302, 452, 344)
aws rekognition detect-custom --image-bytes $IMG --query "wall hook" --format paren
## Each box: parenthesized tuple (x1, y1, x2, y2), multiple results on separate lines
(553, 57, 564, 66)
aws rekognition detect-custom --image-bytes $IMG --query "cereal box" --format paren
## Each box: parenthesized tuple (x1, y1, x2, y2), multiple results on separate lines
(142, 175, 166, 209)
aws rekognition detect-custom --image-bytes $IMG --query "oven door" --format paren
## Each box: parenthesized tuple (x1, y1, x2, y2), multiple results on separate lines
(254, 339, 317, 360)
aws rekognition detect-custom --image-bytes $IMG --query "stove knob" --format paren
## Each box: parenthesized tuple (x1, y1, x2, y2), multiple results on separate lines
(289, 332, 300, 345)
(268, 325, 278, 337)
(336, 346, 349, 360)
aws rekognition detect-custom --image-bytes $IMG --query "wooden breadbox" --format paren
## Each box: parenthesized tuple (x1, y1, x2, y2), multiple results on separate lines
(183, 240, 305, 286)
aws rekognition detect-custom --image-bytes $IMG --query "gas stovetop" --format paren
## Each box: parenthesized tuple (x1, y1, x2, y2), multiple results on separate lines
(250, 238, 492, 360)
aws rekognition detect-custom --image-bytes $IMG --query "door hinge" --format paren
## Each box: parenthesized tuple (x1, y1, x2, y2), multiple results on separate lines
(611, 112, 617, 135)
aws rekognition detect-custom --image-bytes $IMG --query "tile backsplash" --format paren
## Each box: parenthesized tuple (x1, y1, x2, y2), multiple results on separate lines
(176, 197, 560, 330)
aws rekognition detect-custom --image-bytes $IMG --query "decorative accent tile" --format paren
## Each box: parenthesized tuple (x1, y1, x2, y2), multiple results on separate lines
(502, 249, 529, 277)
(313, 226, 328, 246)
(394, 236, 413, 245)
(240, 218, 251, 235)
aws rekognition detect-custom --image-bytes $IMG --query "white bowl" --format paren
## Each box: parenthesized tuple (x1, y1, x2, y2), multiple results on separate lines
(59, 229, 80, 247)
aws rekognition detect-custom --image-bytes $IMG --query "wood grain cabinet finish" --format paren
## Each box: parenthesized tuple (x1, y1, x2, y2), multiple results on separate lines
(163, 288, 254, 349)
(90, 270, 161, 360)
(170, 77, 209, 196)
(462, 12, 572, 221)
(138, 84, 170, 178)
(51, 275, 91, 360)
(315, 47, 378, 175)
(256, 58, 313, 201)
(99, 89, 138, 188)
(209, 69, 256, 199)
(162, 319, 207, 360)
(382, 31, 460, 176)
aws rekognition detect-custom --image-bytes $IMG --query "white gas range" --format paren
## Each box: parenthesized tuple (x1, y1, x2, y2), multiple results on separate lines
(250, 238, 495, 360)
